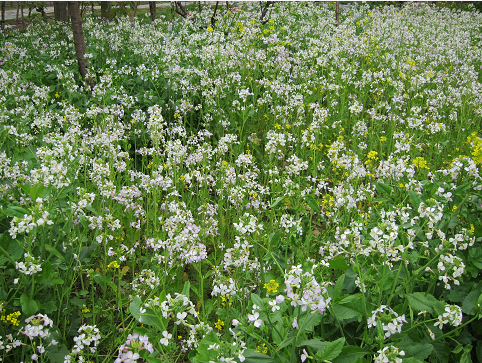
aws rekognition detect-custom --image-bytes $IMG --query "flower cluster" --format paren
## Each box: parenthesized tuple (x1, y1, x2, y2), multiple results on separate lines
(367, 306, 407, 339)
(284, 265, 331, 314)
(115, 333, 154, 363)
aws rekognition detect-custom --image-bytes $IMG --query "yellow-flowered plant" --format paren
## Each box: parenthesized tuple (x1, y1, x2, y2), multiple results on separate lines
(264, 280, 279, 295)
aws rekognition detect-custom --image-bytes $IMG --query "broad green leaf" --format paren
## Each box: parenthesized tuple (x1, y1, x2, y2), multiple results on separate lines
(40, 300, 58, 314)
(79, 243, 98, 263)
(476, 341, 482, 363)
(129, 296, 166, 330)
(45, 244, 65, 261)
(4, 205, 29, 218)
(455, 183, 471, 196)
(45, 343, 70, 363)
(277, 336, 296, 351)
(329, 256, 349, 271)
(20, 293, 39, 316)
(462, 290, 480, 315)
(431, 342, 450, 363)
(460, 344, 473, 363)
(305, 194, 321, 213)
(182, 280, 191, 299)
(338, 293, 363, 304)
(408, 190, 422, 211)
(398, 339, 433, 360)
(251, 293, 263, 308)
(402, 358, 424, 363)
(332, 346, 368, 363)
(468, 247, 482, 269)
(332, 303, 362, 321)
(406, 292, 438, 313)
(146, 358, 164, 363)
(333, 274, 345, 300)
(242, 350, 277, 363)
(376, 182, 392, 196)
(320, 337, 345, 361)
(271, 196, 285, 209)
(297, 339, 329, 350)
(298, 311, 323, 332)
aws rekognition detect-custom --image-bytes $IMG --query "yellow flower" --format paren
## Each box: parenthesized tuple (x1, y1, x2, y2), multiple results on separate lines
(108, 260, 120, 269)
(207, 26, 213, 32)
(215, 319, 225, 330)
(380, 136, 387, 142)
(264, 280, 279, 295)
(413, 157, 429, 169)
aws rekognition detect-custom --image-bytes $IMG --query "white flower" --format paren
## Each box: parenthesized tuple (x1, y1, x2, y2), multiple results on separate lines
(160, 331, 171, 346)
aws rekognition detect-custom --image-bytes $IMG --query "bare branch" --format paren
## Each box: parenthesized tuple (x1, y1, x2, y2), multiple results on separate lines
(259, 1, 275, 25)
(210, 1, 219, 27)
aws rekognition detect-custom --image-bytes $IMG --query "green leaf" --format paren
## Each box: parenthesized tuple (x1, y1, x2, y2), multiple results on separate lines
(468, 247, 482, 269)
(305, 194, 321, 213)
(298, 311, 323, 332)
(476, 341, 482, 363)
(297, 339, 329, 351)
(241, 350, 277, 363)
(333, 274, 345, 300)
(332, 303, 362, 321)
(329, 256, 349, 271)
(20, 293, 39, 316)
(4, 205, 30, 218)
(129, 296, 166, 330)
(146, 358, 164, 363)
(40, 300, 58, 314)
(409, 190, 422, 211)
(271, 196, 285, 209)
(182, 280, 191, 299)
(45, 343, 70, 363)
(79, 243, 98, 263)
(332, 346, 368, 363)
(251, 293, 263, 308)
(460, 344, 473, 363)
(45, 244, 65, 261)
(398, 338, 433, 360)
(376, 182, 392, 196)
(320, 337, 345, 361)
(462, 290, 480, 315)
(406, 292, 438, 313)
(277, 336, 296, 351)
(431, 342, 450, 363)
(402, 358, 424, 363)
(455, 183, 471, 196)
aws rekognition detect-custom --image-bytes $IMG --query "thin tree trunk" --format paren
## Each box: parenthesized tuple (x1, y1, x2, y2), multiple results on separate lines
(129, 1, 139, 23)
(15, 1, 19, 27)
(69, 1, 94, 91)
(259, 1, 274, 25)
(335, 1, 339, 27)
(149, 1, 156, 22)
(1, 1, 5, 32)
(54, 2, 69, 22)
(20, 1, 24, 29)
(210, 1, 218, 27)
(101, 1, 110, 21)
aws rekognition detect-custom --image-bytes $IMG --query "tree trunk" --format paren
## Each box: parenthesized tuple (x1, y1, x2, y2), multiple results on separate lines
(129, 1, 139, 23)
(101, 1, 110, 20)
(68, 1, 94, 90)
(1, 1, 5, 32)
(54, 2, 69, 22)
(20, 1, 24, 29)
(335, 1, 339, 27)
(149, 1, 156, 22)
